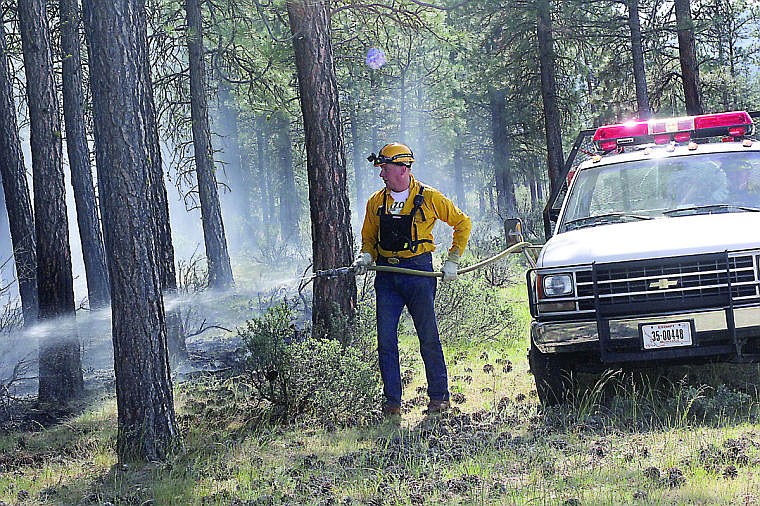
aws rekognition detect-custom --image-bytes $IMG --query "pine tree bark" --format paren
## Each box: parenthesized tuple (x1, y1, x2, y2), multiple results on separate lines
(60, 0, 110, 309)
(490, 88, 516, 218)
(19, 0, 82, 405)
(529, 170, 538, 210)
(0, 11, 37, 326)
(83, 0, 178, 462)
(536, 0, 564, 196)
(674, 0, 704, 115)
(286, 0, 356, 328)
(185, 0, 234, 289)
(628, 0, 650, 119)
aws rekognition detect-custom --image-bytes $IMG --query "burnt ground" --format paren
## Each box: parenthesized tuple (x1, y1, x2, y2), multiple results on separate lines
(0, 330, 244, 433)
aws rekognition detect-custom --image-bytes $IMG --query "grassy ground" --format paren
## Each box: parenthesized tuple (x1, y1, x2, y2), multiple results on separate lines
(2, 279, 760, 505)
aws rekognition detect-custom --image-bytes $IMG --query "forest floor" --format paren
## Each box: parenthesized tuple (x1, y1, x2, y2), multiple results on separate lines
(1, 272, 760, 505)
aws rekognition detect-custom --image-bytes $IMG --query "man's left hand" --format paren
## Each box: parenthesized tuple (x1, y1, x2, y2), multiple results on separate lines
(441, 251, 459, 281)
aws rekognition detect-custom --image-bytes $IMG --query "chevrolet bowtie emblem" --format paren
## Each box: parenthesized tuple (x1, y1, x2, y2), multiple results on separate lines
(649, 278, 679, 290)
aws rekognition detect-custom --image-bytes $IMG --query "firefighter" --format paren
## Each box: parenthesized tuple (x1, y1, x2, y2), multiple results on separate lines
(352, 142, 472, 417)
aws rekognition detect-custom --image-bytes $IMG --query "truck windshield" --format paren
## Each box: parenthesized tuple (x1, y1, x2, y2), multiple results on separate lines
(559, 151, 760, 232)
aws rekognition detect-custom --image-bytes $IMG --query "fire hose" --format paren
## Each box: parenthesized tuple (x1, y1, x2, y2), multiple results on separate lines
(310, 241, 536, 280)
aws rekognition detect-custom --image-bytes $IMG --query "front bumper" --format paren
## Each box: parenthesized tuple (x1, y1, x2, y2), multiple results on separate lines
(532, 305, 760, 363)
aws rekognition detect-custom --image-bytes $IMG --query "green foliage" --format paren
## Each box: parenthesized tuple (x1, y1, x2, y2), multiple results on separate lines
(435, 271, 517, 346)
(239, 301, 381, 428)
(465, 221, 528, 287)
(685, 384, 755, 424)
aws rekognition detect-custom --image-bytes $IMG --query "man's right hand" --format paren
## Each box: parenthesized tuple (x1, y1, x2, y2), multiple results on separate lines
(351, 252, 373, 275)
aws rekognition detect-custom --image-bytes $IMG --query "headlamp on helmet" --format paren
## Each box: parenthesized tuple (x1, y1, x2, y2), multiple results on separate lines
(367, 142, 415, 167)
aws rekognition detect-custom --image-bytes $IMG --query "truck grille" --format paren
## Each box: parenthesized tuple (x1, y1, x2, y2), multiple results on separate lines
(574, 252, 759, 316)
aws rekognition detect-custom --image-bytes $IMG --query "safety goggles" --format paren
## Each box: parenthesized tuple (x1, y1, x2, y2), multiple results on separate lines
(366, 152, 412, 166)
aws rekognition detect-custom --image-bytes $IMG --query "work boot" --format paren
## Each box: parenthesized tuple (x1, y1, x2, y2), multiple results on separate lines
(382, 404, 401, 417)
(426, 399, 450, 415)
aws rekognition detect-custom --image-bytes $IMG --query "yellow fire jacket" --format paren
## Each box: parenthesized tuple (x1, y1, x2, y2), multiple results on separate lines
(360, 174, 472, 260)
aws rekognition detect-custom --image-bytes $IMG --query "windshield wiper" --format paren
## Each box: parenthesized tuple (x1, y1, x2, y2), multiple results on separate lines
(564, 212, 652, 231)
(662, 204, 760, 217)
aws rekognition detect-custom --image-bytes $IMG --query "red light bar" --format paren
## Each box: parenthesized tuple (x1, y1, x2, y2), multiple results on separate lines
(592, 121, 649, 152)
(694, 111, 751, 130)
(592, 111, 754, 152)
(592, 121, 649, 141)
(649, 116, 694, 134)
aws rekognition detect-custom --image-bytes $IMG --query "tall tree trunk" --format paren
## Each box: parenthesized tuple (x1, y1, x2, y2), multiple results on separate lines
(82, 0, 178, 462)
(583, 55, 596, 119)
(239, 149, 258, 246)
(628, 0, 650, 119)
(19, 0, 82, 405)
(536, 0, 564, 196)
(536, 155, 544, 201)
(272, 111, 299, 243)
(60, 0, 110, 309)
(216, 80, 253, 249)
(255, 115, 273, 243)
(490, 88, 517, 218)
(250, 120, 271, 242)
(286, 0, 356, 328)
(185, 0, 234, 289)
(674, 0, 703, 115)
(0, 11, 37, 326)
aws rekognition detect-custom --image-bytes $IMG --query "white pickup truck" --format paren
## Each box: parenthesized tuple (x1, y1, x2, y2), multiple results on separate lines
(526, 111, 760, 405)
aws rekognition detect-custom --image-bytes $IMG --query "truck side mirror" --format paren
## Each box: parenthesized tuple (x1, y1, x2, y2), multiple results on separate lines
(504, 218, 524, 247)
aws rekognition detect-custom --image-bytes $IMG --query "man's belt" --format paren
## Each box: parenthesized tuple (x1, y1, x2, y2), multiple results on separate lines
(377, 252, 432, 266)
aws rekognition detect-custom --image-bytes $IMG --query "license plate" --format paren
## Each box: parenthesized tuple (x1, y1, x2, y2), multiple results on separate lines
(641, 321, 693, 350)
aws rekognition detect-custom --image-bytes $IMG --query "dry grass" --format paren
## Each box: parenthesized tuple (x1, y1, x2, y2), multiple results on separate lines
(1, 282, 760, 505)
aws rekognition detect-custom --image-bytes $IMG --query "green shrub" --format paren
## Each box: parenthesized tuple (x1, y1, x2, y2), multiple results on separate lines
(688, 384, 755, 424)
(239, 301, 381, 428)
(435, 273, 517, 345)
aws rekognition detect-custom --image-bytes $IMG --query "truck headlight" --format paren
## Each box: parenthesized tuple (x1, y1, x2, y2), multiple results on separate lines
(542, 274, 574, 297)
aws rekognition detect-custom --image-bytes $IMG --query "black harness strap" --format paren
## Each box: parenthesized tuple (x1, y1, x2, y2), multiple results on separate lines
(376, 185, 432, 254)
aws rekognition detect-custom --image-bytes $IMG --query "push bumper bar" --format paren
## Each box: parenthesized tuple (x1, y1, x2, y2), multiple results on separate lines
(532, 304, 760, 363)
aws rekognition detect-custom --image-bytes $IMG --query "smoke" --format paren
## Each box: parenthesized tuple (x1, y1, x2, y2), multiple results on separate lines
(1, 265, 315, 399)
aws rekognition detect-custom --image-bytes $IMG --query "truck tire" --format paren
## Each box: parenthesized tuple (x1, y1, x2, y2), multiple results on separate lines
(528, 345, 571, 406)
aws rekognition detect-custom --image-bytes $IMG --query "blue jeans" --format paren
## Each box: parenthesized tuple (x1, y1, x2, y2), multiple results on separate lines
(375, 252, 449, 407)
